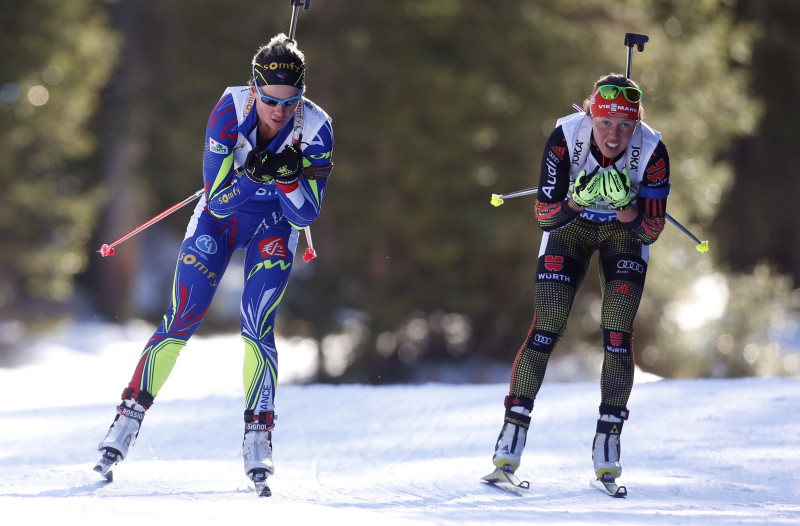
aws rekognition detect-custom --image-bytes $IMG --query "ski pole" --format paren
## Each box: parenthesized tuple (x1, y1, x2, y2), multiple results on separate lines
(620, 33, 706, 251)
(99, 2, 319, 261)
(489, 187, 709, 253)
(490, 34, 708, 252)
(98, 189, 204, 257)
(98, 183, 319, 259)
(624, 33, 649, 79)
(289, 0, 311, 41)
(302, 226, 316, 261)
(288, 0, 318, 262)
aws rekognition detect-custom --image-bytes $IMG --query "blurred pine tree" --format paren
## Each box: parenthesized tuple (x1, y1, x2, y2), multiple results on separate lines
(0, 0, 121, 363)
(3, 0, 797, 379)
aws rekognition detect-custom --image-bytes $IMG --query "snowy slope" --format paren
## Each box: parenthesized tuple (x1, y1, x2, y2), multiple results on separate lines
(1, 324, 799, 525)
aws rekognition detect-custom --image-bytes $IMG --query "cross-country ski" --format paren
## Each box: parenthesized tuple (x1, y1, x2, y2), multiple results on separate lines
(481, 466, 530, 495)
(591, 473, 627, 498)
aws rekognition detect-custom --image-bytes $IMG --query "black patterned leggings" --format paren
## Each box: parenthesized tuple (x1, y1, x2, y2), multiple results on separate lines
(509, 217, 648, 413)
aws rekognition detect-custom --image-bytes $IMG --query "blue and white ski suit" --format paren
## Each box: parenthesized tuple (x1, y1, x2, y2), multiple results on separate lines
(123, 86, 333, 417)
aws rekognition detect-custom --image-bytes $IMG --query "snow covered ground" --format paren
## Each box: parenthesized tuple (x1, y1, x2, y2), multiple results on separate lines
(1, 322, 799, 525)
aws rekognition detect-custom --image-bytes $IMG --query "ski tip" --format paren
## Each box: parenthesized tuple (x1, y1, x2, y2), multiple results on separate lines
(255, 484, 272, 497)
(253, 480, 272, 497)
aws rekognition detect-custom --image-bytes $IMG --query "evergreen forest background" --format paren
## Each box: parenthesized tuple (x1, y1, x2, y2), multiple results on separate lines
(2, 0, 799, 382)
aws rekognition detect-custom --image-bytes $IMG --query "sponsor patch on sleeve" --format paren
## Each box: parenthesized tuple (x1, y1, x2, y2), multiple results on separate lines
(209, 138, 229, 155)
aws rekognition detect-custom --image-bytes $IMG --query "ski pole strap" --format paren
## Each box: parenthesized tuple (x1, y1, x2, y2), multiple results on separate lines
(302, 162, 334, 179)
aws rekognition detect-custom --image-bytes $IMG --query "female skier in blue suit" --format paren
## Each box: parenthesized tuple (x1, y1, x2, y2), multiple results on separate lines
(95, 33, 334, 496)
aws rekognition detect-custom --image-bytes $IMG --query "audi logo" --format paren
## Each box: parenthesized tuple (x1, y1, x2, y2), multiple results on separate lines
(617, 260, 644, 273)
(533, 334, 553, 345)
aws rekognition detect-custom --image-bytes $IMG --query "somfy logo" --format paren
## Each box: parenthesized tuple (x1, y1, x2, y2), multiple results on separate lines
(617, 260, 643, 273)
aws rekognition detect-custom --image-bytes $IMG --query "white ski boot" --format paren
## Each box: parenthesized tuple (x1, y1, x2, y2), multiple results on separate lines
(482, 396, 534, 491)
(491, 396, 534, 472)
(243, 412, 275, 497)
(94, 399, 146, 480)
(592, 413, 624, 480)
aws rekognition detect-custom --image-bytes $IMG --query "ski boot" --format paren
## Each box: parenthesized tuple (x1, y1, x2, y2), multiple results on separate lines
(592, 406, 628, 481)
(482, 396, 534, 490)
(94, 398, 147, 480)
(491, 395, 534, 472)
(243, 410, 275, 497)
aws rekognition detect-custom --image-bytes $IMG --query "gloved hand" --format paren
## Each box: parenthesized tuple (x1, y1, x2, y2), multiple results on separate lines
(601, 167, 632, 210)
(571, 167, 603, 208)
(244, 145, 303, 185)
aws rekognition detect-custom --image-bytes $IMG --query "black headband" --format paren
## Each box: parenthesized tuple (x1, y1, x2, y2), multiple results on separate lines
(253, 55, 305, 88)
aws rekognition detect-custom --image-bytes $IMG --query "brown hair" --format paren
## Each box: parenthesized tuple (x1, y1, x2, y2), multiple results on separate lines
(248, 33, 305, 86)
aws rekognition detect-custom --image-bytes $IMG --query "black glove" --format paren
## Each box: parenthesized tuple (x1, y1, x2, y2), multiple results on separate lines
(244, 145, 303, 185)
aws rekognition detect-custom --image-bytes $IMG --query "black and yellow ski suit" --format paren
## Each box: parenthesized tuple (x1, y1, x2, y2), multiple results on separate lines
(507, 115, 670, 420)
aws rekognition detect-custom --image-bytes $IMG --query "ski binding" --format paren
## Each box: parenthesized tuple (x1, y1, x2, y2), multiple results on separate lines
(591, 473, 627, 498)
(93, 448, 121, 482)
(481, 466, 530, 494)
(250, 469, 272, 497)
